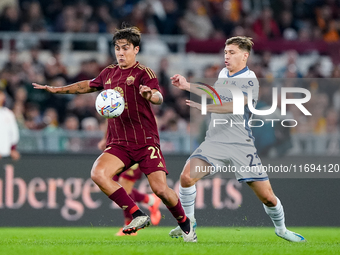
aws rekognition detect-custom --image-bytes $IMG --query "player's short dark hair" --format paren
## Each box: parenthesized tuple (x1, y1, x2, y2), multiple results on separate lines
(112, 26, 141, 48)
(225, 36, 254, 53)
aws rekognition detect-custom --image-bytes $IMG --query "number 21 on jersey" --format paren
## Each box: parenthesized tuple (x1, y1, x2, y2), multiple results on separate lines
(148, 146, 162, 159)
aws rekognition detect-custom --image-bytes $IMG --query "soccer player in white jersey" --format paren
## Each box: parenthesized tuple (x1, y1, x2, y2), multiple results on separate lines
(169, 36, 305, 242)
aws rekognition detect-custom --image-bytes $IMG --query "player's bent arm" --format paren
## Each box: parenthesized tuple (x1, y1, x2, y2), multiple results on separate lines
(171, 74, 210, 97)
(139, 85, 163, 105)
(149, 89, 163, 105)
(206, 96, 248, 113)
(206, 102, 233, 113)
(171, 74, 213, 97)
(32, 80, 99, 94)
(187, 83, 214, 97)
(181, 81, 216, 97)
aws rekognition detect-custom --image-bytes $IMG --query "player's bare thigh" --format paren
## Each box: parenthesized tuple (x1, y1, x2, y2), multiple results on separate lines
(247, 180, 277, 206)
(181, 157, 211, 187)
(91, 152, 125, 179)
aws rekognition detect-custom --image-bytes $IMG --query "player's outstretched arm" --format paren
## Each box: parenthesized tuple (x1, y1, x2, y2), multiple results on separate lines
(32, 80, 99, 94)
(139, 85, 163, 105)
(170, 74, 211, 97)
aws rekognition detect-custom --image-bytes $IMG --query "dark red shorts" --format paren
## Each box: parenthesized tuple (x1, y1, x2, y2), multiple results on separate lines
(104, 143, 168, 176)
(112, 163, 143, 182)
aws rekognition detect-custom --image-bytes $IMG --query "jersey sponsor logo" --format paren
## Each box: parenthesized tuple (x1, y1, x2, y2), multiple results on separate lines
(114, 87, 124, 97)
(126, 76, 135, 85)
(105, 78, 111, 85)
(219, 94, 232, 102)
(157, 162, 164, 168)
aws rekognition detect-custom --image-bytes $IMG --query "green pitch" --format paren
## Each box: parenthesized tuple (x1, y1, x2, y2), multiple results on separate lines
(0, 227, 339, 255)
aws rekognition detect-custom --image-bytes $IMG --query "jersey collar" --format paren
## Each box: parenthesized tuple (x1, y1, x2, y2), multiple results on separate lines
(132, 61, 139, 68)
(227, 66, 249, 78)
(119, 61, 139, 70)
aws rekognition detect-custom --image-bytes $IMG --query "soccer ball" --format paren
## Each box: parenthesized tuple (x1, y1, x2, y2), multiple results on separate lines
(95, 89, 125, 118)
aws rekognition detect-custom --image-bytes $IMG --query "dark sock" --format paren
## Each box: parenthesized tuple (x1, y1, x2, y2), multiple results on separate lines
(132, 209, 146, 218)
(108, 187, 139, 215)
(166, 199, 187, 223)
(179, 217, 191, 234)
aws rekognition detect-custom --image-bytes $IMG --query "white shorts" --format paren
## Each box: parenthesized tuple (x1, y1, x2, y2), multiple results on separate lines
(189, 141, 268, 182)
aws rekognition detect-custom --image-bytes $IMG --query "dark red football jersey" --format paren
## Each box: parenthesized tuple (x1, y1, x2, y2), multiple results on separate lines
(90, 62, 160, 146)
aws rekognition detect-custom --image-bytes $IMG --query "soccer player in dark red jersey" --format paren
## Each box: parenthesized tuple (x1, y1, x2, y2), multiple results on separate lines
(32, 26, 196, 242)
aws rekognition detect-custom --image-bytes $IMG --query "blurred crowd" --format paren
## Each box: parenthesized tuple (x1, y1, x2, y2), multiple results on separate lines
(0, 0, 340, 154)
(0, 0, 340, 42)
(1, 46, 340, 140)
(0, 47, 195, 136)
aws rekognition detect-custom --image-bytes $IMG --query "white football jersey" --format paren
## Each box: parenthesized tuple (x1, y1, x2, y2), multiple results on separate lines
(205, 66, 259, 144)
(0, 107, 20, 157)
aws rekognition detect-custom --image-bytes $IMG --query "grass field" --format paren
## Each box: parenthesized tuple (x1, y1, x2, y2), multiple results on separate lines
(0, 227, 339, 255)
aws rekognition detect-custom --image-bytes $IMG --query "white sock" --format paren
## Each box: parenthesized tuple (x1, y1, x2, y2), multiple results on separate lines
(263, 196, 286, 234)
(179, 184, 196, 222)
(147, 194, 155, 206)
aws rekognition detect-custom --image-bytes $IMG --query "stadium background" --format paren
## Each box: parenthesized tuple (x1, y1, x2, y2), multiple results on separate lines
(0, 0, 340, 227)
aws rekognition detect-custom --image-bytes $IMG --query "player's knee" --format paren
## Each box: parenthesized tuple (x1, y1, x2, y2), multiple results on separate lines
(262, 194, 276, 207)
(180, 172, 195, 187)
(91, 167, 105, 185)
(152, 186, 168, 200)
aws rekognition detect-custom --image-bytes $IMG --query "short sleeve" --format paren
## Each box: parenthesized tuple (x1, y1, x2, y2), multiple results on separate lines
(140, 67, 160, 91)
(89, 67, 109, 89)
